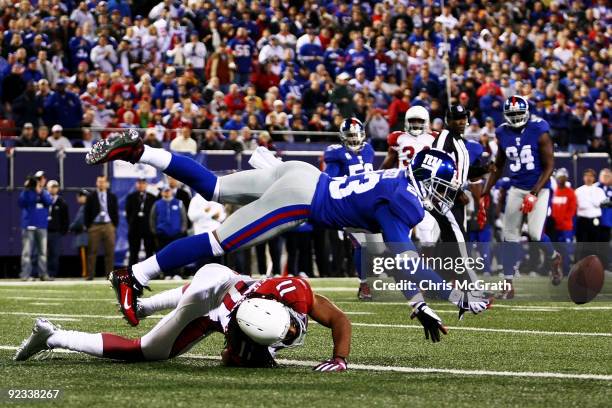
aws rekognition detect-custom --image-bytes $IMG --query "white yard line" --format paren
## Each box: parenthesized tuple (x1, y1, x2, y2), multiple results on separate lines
(335, 301, 612, 310)
(1, 346, 609, 381)
(5, 296, 114, 302)
(28, 303, 63, 306)
(6, 311, 611, 337)
(350, 322, 612, 337)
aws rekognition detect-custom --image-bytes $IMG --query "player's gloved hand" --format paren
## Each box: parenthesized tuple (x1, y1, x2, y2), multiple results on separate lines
(410, 301, 448, 343)
(477, 196, 490, 229)
(521, 193, 538, 214)
(313, 356, 347, 372)
(455, 291, 492, 320)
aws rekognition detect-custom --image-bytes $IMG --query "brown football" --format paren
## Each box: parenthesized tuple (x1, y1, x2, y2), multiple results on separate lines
(567, 255, 605, 304)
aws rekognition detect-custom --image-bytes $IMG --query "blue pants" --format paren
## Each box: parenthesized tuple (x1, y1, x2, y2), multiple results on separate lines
(555, 230, 574, 275)
(468, 226, 492, 274)
(47, 231, 63, 278)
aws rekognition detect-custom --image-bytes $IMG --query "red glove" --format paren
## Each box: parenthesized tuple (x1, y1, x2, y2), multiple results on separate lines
(313, 357, 347, 372)
(521, 193, 538, 214)
(477, 196, 490, 229)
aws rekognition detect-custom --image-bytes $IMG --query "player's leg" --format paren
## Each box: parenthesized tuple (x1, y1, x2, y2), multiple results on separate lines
(19, 265, 233, 362)
(500, 187, 526, 298)
(348, 232, 371, 301)
(137, 284, 189, 317)
(131, 161, 320, 286)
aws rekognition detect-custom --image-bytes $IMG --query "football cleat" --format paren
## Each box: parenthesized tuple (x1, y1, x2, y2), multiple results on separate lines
(14, 318, 58, 361)
(357, 282, 372, 301)
(85, 129, 144, 165)
(496, 280, 515, 300)
(551, 251, 563, 286)
(109, 267, 148, 327)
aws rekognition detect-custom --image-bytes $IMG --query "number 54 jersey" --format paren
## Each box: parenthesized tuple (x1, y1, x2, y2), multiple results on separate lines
(497, 118, 550, 190)
(309, 169, 425, 241)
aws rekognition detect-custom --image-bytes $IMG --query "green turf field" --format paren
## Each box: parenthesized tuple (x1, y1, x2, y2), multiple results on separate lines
(1, 277, 611, 407)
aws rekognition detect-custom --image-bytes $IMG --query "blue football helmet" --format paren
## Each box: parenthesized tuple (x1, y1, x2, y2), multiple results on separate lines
(408, 149, 459, 214)
(503, 95, 530, 128)
(339, 117, 366, 153)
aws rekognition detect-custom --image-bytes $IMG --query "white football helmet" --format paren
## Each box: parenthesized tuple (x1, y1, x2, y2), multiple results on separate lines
(235, 298, 306, 349)
(404, 106, 431, 136)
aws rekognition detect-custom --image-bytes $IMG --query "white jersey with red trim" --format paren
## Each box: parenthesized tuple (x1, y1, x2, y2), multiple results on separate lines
(387, 130, 437, 169)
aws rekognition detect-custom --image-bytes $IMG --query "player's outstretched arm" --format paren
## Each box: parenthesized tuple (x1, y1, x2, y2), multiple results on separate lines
(310, 294, 351, 371)
(379, 149, 398, 170)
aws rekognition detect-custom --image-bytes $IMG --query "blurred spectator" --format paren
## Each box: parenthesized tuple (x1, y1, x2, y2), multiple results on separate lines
(150, 185, 187, 278)
(169, 126, 197, 154)
(551, 168, 577, 274)
(596, 169, 612, 268)
(183, 32, 207, 78)
(69, 190, 90, 278)
(18, 171, 51, 281)
(222, 130, 245, 153)
(73, 129, 96, 149)
(2, 63, 27, 115)
(13, 123, 37, 147)
(144, 128, 163, 148)
(200, 130, 221, 150)
(90, 36, 118, 73)
(84, 176, 119, 279)
(568, 103, 594, 154)
(575, 169, 608, 260)
(228, 27, 255, 86)
(126, 178, 157, 266)
(546, 93, 572, 149)
(330, 72, 354, 118)
(187, 193, 226, 267)
(164, 176, 192, 212)
(367, 108, 390, 151)
(12, 81, 41, 128)
(46, 180, 69, 280)
(36, 126, 52, 147)
(479, 87, 504, 125)
(43, 79, 83, 139)
(48, 125, 72, 150)
(464, 118, 481, 142)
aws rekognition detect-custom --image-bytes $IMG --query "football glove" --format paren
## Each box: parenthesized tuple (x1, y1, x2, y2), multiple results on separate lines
(477, 196, 490, 229)
(313, 356, 347, 372)
(455, 291, 492, 320)
(410, 301, 448, 343)
(521, 193, 537, 214)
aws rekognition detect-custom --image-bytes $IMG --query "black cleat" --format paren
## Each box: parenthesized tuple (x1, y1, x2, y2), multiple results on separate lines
(86, 129, 144, 165)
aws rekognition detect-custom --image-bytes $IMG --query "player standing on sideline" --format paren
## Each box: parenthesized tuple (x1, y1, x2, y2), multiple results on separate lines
(15, 263, 352, 371)
(323, 118, 375, 301)
(551, 168, 577, 276)
(479, 95, 562, 299)
(86, 130, 490, 342)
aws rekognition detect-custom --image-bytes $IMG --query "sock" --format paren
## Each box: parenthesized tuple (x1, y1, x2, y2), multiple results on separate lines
(353, 245, 368, 282)
(164, 153, 219, 201)
(139, 286, 183, 316)
(140, 145, 172, 170)
(503, 241, 521, 280)
(144, 232, 224, 280)
(101, 333, 144, 361)
(396, 251, 451, 301)
(540, 233, 555, 258)
(47, 330, 103, 357)
(132, 255, 162, 287)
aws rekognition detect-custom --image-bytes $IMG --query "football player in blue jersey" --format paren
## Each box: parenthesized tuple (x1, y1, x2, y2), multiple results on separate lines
(87, 131, 490, 341)
(323, 118, 376, 301)
(479, 95, 562, 299)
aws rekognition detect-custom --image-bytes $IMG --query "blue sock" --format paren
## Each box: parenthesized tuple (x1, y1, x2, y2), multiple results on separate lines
(354, 245, 367, 282)
(540, 233, 555, 257)
(156, 233, 220, 272)
(165, 154, 218, 200)
(503, 241, 521, 279)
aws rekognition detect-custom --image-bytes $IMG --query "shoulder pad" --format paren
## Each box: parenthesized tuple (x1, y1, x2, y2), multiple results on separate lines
(387, 131, 404, 146)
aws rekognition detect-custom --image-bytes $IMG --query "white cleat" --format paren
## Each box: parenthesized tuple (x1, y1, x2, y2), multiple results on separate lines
(14, 318, 58, 361)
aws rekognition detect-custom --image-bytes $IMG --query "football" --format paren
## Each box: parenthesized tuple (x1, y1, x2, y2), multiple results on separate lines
(568, 255, 605, 304)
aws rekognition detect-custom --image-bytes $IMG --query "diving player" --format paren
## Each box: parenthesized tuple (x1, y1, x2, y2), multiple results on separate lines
(323, 118, 376, 301)
(479, 95, 562, 299)
(15, 263, 352, 371)
(87, 131, 490, 341)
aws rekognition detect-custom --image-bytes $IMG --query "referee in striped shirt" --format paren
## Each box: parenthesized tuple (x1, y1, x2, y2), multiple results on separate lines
(431, 105, 489, 281)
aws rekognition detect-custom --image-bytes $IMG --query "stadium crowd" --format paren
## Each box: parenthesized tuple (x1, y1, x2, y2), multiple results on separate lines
(0, 0, 609, 154)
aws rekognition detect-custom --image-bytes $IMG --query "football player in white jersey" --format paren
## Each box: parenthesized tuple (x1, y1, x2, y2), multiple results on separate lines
(381, 106, 439, 244)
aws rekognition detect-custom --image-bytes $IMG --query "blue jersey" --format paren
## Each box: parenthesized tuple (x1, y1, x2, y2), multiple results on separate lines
(310, 169, 424, 243)
(228, 38, 255, 73)
(497, 118, 551, 190)
(323, 143, 375, 178)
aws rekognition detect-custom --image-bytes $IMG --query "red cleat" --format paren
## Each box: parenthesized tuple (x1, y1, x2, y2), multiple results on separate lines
(357, 282, 372, 301)
(496, 279, 515, 300)
(109, 267, 147, 326)
(551, 252, 563, 286)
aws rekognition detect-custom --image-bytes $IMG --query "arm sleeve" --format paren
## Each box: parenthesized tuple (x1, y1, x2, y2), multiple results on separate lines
(41, 191, 53, 206)
(149, 206, 157, 235)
